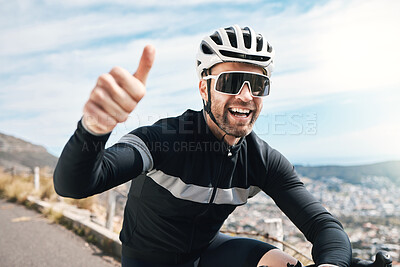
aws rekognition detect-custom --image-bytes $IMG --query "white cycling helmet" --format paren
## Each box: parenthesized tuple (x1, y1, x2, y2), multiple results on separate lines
(196, 25, 275, 79)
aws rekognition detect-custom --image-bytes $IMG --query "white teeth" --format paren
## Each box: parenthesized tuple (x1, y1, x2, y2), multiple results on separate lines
(231, 108, 250, 114)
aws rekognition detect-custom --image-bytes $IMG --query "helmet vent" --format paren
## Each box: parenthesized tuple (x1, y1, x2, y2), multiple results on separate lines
(267, 42, 272, 53)
(225, 27, 238, 48)
(256, 36, 263, 52)
(243, 32, 251, 49)
(227, 32, 237, 48)
(243, 27, 251, 49)
(219, 50, 270, 62)
(210, 31, 222, 45)
(201, 43, 213, 55)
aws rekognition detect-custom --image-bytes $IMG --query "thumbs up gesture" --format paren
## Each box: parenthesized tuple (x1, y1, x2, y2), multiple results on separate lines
(82, 45, 155, 134)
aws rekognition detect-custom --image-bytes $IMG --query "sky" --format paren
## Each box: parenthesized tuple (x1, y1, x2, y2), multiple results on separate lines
(0, 0, 399, 166)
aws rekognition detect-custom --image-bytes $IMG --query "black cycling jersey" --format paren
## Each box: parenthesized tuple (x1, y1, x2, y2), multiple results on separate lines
(54, 109, 352, 266)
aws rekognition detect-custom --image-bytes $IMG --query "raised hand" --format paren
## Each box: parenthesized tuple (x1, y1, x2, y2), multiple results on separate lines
(82, 45, 155, 134)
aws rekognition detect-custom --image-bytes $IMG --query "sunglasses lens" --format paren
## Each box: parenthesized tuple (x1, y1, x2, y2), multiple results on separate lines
(247, 73, 270, 96)
(214, 72, 269, 97)
(215, 73, 240, 94)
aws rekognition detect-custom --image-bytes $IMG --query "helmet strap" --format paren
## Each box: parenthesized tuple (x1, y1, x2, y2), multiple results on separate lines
(202, 68, 227, 137)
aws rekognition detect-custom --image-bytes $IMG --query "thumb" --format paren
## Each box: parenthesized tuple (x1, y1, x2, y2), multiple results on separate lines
(133, 44, 156, 85)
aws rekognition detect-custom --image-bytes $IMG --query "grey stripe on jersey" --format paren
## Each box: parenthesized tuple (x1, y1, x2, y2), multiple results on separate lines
(147, 169, 261, 205)
(148, 169, 213, 203)
(118, 134, 154, 172)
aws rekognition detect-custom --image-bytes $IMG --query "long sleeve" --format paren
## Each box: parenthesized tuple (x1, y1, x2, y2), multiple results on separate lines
(53, 120, 143, 199)
(262, 148, 352, 266)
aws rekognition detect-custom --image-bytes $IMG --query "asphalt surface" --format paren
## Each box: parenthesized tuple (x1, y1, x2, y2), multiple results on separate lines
(0, 198, 120, 267)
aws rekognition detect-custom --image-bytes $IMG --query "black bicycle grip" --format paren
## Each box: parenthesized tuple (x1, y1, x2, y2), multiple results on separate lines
(351, 251, 392, 267)
(304, 251, 392, 267)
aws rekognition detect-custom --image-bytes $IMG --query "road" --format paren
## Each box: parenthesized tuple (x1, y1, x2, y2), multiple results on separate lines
(0, 198, 120, 267)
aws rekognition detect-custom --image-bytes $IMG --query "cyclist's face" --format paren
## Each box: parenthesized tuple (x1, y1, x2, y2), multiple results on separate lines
(200, 62, 264, 138)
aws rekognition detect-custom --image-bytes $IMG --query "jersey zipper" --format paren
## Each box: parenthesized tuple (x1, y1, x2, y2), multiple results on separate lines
(186, 151, 229, 253)
(209, 154, 226, 203)
(209, 145, 232, 203)
(227, 146, 232, 157)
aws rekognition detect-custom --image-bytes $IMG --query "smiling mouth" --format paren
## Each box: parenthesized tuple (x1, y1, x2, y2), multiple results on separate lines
(228, 107, 253, 118)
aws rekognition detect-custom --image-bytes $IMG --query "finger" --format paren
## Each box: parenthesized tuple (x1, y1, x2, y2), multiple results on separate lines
(108, 67, 144, 105)
(133, 44, 155, 85)
(89, 85, 130, 123)
(99, 71, 138, 112)
(83, 101, 118, 134)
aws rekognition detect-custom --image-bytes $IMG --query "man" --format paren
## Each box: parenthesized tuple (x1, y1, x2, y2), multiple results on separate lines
(54, 25, 352, 267)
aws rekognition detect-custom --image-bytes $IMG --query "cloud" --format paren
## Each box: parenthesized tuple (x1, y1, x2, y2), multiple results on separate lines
(255, 0, 400, 98)
(277, 122, 400, 165)
(42, 0, 261, 8)
(1, 0, 399, 163)
(0, 13, 166, 56)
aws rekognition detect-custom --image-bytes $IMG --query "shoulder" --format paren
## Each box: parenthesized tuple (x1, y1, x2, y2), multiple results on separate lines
(246, 131, 290, 159)
(130, 109, 201, 141)
(245, 131, 294, 173)
(245, 131, 272, 158)
(115, 109, 202, 170)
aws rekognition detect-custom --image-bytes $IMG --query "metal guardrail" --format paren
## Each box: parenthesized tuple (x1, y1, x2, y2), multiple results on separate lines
(6, 167, 391, 266)
(105, 188, 127, 230)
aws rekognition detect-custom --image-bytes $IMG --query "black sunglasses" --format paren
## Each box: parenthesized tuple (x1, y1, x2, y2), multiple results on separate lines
(203, 71, 270, 97)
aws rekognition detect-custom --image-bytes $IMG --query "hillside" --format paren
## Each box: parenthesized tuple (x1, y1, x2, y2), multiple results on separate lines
(0, 133, 58, 173)
(1, 131, 399, 186)
(295, 161, 400, 186)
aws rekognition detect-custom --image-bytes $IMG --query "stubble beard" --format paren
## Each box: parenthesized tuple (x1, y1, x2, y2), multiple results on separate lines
(211, 98, 260, 138)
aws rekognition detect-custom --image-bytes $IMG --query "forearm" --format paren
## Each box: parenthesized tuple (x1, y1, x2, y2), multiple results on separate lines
(263, 149, 351, 266)
(53, 120, 143, 198)
(311, 225, 351, 267)
(270, 184, 352, 266)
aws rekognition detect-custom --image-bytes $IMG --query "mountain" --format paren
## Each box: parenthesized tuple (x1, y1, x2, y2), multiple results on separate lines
(1, 131, 399, 186)
(294, 161, 400, 186)
(0, 132, 58, 173)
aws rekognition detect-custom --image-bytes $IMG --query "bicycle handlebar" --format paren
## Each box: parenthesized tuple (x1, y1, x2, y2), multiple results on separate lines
(306, 251, 392, 267)
(350, 251, 392, 267)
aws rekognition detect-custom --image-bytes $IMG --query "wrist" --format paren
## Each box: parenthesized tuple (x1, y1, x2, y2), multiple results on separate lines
(81, 116, 111, 136)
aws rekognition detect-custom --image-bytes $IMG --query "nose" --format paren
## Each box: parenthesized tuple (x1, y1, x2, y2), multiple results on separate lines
(236, 82, 253, 102)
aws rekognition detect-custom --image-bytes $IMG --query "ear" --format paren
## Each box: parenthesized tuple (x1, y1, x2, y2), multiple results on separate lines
(199, 79, 208, 101)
